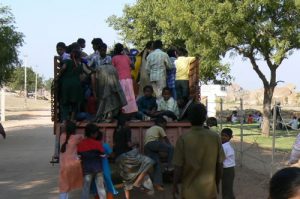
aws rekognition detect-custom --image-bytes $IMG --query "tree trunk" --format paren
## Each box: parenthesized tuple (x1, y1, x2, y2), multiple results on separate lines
(261, 85, 275, 136)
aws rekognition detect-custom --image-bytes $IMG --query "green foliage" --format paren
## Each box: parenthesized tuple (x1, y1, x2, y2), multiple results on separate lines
(7, 66, 43, 91)
(108, 0, 300, 134)
(296, 0, 300, 8)
(44, 78, 53, 91)
(107, 0, 300, 85)
(106, 0, 231, 83)
(0, 5, 24, 86)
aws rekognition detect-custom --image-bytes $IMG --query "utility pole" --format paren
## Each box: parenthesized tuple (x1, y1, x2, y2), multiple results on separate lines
(24, 55, 28, 108)
(35, 65, 38, 100)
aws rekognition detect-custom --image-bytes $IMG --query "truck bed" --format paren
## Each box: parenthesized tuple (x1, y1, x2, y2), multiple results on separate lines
(55, 121, 191, 151)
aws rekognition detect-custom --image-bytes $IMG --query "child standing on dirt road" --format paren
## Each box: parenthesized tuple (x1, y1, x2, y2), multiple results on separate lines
(221, 128, 236, 199)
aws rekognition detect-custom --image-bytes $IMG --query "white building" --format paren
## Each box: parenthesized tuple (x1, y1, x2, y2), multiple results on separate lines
(201, 84, 227, 117)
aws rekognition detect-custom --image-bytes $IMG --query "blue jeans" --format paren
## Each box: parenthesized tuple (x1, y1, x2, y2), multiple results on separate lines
(81, 172, 106, 199)
(59, 192, 68, 199)
(144, 141, 174, 185)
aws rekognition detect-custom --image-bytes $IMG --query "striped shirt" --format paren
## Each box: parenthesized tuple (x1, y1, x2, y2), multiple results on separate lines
(146, 49, 173, 82)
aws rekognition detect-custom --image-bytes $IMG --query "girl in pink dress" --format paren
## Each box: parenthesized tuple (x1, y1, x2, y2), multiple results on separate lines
(59, 121, 83, 199)
(112, 43, 138, 114)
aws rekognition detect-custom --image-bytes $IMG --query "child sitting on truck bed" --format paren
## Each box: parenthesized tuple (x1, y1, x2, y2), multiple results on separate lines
(136, 85, 158, 120)
(156, 87, 179, 121)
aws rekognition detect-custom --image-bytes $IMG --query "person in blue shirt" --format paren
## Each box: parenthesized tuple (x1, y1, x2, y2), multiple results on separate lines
(136, 85, 157, 120)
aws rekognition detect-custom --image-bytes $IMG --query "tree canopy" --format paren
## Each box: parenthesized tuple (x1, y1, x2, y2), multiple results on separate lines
(108, 0, 300, 135)
(107, 1, 232, 83)
(7, 66, 43, 92)
(0, 5, 24, 86)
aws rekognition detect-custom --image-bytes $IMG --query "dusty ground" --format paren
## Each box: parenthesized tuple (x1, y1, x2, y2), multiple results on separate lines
(0, 95, 276, 198)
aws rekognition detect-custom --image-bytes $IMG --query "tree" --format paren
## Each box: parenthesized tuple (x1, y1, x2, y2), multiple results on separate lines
(0, 5, 24, 86)
(44, 78, 53, 91)
(106, 0, 232, 83)
(109, 0, 300, 135)
(185, 0, 300, 136)
(296, 0, 300, 8)
(7, 66, 43, 92)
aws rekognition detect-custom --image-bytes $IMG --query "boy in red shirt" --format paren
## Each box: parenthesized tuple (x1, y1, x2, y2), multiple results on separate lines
(77, 123, 106, 199)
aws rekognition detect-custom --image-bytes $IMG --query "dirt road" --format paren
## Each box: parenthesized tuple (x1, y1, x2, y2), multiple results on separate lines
(0, 109, 269, 199)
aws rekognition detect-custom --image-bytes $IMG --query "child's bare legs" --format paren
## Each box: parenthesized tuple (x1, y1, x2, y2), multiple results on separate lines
(123, 172, 149, 199)
(125, 189, 130, 199)
(133, 171, 148, 187)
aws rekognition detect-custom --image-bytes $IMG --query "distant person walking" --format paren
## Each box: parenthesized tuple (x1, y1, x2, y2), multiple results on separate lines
(0, 123, 6, 139)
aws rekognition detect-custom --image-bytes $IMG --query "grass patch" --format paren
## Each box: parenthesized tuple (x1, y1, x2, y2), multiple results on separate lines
(219, 123, 297, 152)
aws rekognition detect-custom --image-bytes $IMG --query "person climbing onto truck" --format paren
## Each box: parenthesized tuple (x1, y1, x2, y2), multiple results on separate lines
(55, 48, 84, 122)
(144, 117, 174, 191)
(114, 115, 155, 199)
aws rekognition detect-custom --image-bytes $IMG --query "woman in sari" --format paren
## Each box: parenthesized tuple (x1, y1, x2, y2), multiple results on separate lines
(114, 117, 155, 199)
(94, 63, 127, 122)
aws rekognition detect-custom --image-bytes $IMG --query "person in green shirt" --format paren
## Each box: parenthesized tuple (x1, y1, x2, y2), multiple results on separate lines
(173, 103, 225, 199)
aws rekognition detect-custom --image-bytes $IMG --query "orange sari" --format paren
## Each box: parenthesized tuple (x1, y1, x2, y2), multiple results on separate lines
(59, 133, 83, 193)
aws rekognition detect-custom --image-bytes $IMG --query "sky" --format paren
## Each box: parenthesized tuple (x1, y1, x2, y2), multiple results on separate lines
(1, 0, 299, 91)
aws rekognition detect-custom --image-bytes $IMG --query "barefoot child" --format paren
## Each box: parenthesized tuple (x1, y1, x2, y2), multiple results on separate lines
(221, 128, 236, 199)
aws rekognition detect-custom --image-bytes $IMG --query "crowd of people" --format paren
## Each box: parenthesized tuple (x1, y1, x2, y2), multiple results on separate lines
(58, 103, 239, 199)
(53, 37, 300, 199)
(54, 38, 200, 124)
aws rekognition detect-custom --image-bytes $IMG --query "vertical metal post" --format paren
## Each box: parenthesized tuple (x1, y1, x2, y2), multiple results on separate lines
(35, 67, 38, 100)
(240, 98, 244, 167)
(24, 55, 28, 108)
(220, 98, 223, 130)
(1, 88, 5, 122)
(271, 102, 277, 177)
